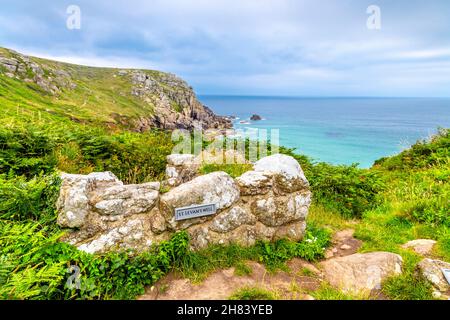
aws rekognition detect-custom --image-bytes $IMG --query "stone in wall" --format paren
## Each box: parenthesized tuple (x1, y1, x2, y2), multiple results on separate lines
(164, 150, 249, 187)
(236, 171, 273, 195)
(160, 171, 241, 230)
(56, 154, 311, 254)
(251, 192, 311, 227)
(57, 172, 120, 228)
(253, 154, 309, 193)
(209, 206, 257, 233)
(165, 154, 200, 187)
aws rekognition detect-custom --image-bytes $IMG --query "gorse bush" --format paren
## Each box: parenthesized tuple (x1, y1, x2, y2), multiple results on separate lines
(308, 163, 385, 218)
(278, 147, 385, 219)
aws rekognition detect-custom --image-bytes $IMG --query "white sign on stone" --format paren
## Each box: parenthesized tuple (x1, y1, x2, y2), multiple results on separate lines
(175, 203, 217, 221)
(442, 268, 450, 285)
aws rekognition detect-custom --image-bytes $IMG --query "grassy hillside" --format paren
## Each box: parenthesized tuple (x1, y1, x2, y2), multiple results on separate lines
(1, 47, 160, 125)
(0, 48, 230, 131)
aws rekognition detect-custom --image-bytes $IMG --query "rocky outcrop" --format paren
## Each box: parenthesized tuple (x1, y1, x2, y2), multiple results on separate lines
(57, 154, 311, 254)
(123, 69, 231, 130)
(250, 114, 262, 121)
(0, 50, 76, 94)
(320, 252, 403, 294)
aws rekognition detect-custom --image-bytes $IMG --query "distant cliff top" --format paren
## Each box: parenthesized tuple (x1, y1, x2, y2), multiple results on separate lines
(0, 47, 231, 131)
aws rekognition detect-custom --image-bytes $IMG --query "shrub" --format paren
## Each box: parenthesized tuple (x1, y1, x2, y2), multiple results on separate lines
(0, 124, 58, 177)
(0, 173, 61, 224)
(279, 147, 385, 218)
(374, 128, 449, 170)
(400, 198, 450, 227)
(0, 122, 173, 184)
(307, 163, 385, 218)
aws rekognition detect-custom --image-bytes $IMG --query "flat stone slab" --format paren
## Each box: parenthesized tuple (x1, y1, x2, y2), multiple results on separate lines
(320, 252, 403, 294)
(402, 239, 436, 255)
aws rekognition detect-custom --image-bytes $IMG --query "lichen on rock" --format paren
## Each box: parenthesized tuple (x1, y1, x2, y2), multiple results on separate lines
(417, 258, 450, 296)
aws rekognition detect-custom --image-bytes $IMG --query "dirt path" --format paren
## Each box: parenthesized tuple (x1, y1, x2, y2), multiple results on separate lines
(324, 229, 363, 259)
(139, 259, 321, 300)
(139, 229, 362, 300)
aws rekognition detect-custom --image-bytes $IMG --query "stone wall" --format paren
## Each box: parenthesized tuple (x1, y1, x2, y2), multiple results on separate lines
(57, 154, 311, 254)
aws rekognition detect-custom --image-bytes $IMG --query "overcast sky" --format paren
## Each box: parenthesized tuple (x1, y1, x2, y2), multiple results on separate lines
(1, 0, 450, 96)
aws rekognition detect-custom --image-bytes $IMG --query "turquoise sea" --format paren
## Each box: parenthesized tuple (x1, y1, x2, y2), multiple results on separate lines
(199, 96, 450, 168)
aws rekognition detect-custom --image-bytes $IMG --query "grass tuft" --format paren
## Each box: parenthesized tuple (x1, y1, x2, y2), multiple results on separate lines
(229, 287, 277, 300)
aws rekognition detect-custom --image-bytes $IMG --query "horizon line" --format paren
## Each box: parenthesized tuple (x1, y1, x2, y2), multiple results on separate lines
(198, 94, 450, 99)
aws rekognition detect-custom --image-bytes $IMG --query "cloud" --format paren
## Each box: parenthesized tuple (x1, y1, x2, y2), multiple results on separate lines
(391, 48, 450, 60)
(0, 0, 449, 96)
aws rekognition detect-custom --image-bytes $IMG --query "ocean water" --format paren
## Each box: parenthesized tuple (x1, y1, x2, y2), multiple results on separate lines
(199, 96, 450, 168)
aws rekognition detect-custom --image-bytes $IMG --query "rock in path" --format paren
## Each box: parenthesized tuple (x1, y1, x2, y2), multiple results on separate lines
(320, 252, 403, 294)
(402, 239, 436, 256)
(417, 258, 450, 298)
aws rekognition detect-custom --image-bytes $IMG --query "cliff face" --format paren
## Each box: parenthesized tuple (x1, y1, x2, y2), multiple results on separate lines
(128, 70, 231, 131)
(0, 48, 231, 131)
